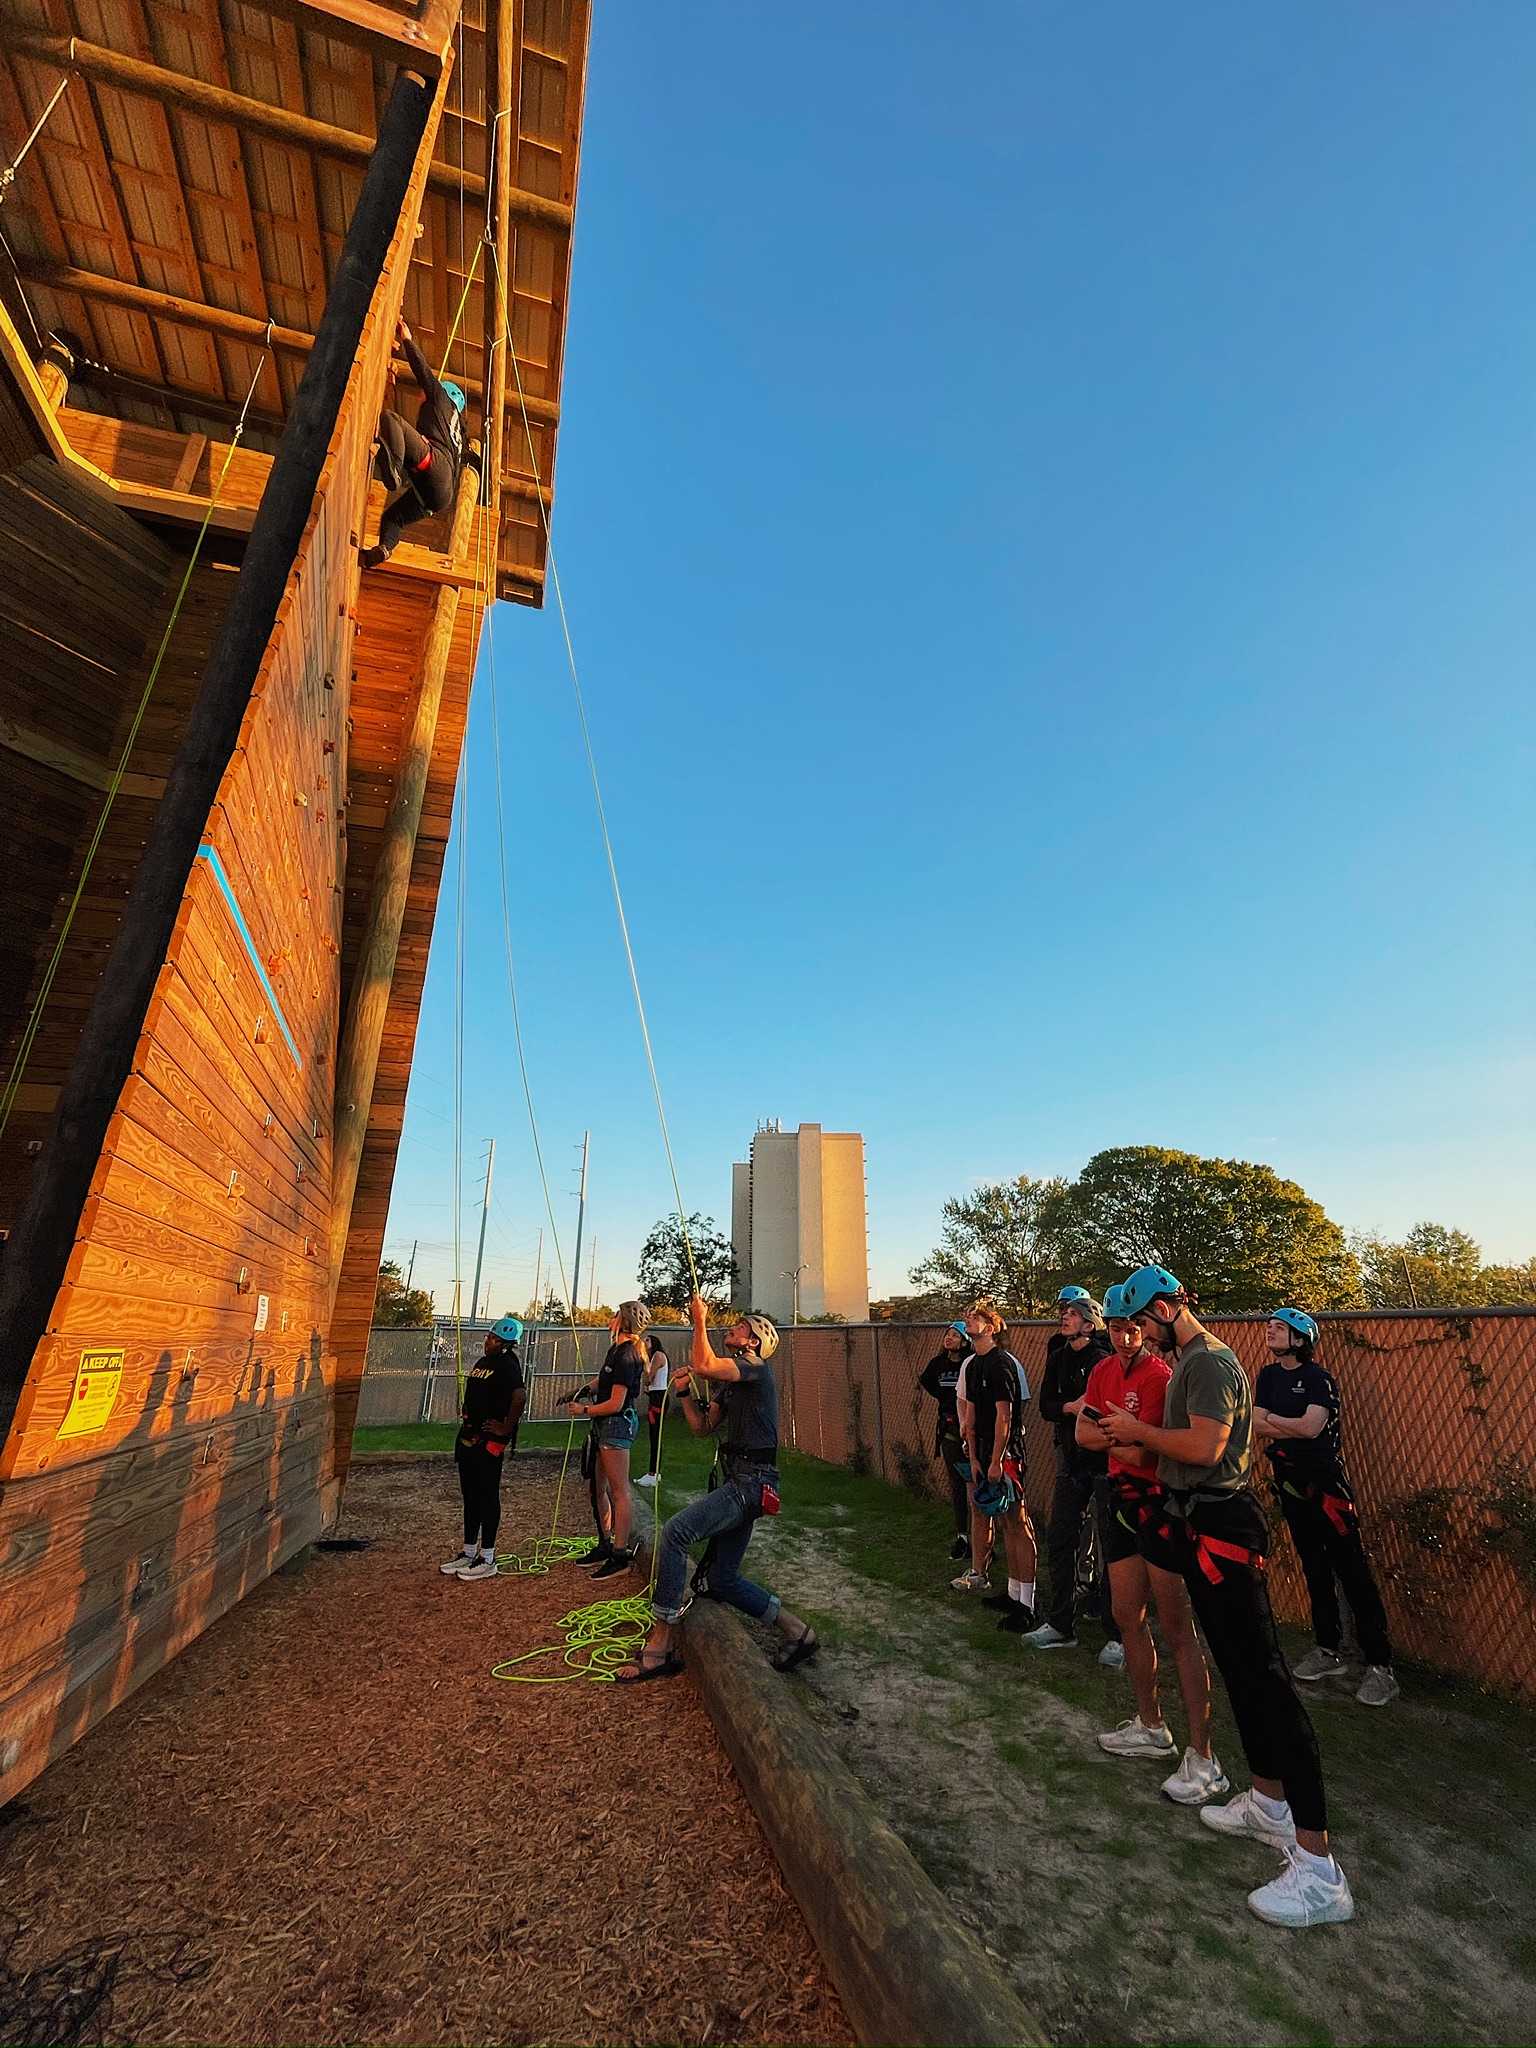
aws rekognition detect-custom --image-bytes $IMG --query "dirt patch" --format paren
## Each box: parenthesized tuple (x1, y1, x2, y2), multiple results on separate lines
(746, 1507, 1536, 2048)
(0, 1457, 851, 2048)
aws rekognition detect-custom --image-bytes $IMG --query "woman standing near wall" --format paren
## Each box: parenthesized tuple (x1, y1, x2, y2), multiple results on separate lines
(1255, 1310, 1398, 1708)
(919, 1321, 974, 1562)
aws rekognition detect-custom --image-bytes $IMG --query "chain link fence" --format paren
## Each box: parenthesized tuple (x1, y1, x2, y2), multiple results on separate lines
(356, 1321, 703, 1426)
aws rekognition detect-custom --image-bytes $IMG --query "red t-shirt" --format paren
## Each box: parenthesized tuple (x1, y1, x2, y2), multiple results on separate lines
(1085, 1347, 1172, 1484)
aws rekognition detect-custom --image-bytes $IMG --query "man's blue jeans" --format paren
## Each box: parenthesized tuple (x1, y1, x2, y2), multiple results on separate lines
(653, 1471, 781, 1626)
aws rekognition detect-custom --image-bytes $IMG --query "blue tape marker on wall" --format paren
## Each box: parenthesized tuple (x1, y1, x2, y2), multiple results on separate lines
(194, 844, 303, 1070)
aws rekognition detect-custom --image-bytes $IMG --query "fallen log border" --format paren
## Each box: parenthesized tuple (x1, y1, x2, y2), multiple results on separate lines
(680, 1597, 1048, 2048)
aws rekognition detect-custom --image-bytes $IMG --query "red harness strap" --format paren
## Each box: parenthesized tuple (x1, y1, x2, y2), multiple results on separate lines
(1321, 1490, 1356, 1537)
(412, 446, 433, 474)
(1194, 1531, 1267, 1584)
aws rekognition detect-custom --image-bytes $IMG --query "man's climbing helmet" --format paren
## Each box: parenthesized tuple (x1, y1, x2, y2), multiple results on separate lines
(740, 1311, 780, 1359)
(491, 1315, 524, 1343)
(442, 380, 468, 416)
(1270, 1307, 1318, 1347)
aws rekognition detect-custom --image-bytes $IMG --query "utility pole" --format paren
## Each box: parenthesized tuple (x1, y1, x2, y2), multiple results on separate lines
(570, 1131, 589, 1319)
(1401, 1253, 1419, 1308)
(405, 1238, 418, 1290)
(471, 1138, 495, 1327)
(781, 1264, 808, 1325)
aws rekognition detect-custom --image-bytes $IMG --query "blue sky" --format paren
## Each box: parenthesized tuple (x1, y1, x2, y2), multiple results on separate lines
(385, 1, 1536, 1314)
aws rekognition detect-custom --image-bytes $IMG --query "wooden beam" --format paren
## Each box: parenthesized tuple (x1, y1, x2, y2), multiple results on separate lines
(331, 453, 480, 1295)
(0, 711, 166, 799)
(479, 0, 514, 507)
(0, 27, 573, 227)
(63, 355, 289, 438)
(0, 68, 440, 1452)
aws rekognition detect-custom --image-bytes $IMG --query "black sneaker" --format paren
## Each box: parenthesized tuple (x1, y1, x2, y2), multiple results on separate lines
(949, 1535, 971, 1561)
(980, 1591, 1016, 1612)
(997, 1605, 1037, 1634)
(591, 1550, 634, 1580)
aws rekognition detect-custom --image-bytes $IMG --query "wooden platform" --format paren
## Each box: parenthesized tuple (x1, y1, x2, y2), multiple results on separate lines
(0, 0, 588, 1802)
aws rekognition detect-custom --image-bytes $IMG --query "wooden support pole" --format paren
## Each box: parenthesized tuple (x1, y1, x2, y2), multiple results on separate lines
(0, 27, 573, 226)
(0, 68, 439, 1450)
(329, 458, 482, 1301)
(479, 0, 514, 509)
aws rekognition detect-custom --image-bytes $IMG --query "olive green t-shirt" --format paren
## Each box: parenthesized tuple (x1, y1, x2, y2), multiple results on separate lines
(1157, 1333, 1252, 1498)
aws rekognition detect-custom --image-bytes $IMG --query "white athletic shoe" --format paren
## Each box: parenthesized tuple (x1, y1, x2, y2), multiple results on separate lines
(456, 1556, 499, 1581)
(634, 1472, 659, 1488)
(1161, 1747, 1231, 1805)
(1292, 1646, 1347, 1682)
(1098, 1716, 1177, 1758)
(1099, 1640, 1127, 1669)
(1199, 1788, 1297, 1849)
(1021, 1622, 1076, 1649)
(951, 1569, 990, 1592)
(1356, 1664, 1400, 1708)
(1247, 1846, 1355, 1928)
(440, 1550, 477, 1574)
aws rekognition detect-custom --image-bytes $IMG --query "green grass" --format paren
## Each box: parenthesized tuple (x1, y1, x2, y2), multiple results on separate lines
(351, 1423, 458, 1455)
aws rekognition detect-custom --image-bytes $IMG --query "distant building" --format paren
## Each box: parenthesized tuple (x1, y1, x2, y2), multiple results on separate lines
(731, 1121, 870, 1326)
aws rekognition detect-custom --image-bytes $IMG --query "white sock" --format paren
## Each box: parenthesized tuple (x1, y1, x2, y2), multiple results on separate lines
(480, 1545, 497, 1560)
(1297, 1844, 1340, 1880)
(1008, 1579, 1025, 1603)
(461, 1543, 477, 1557)
(1019, 1580, 1035, 1608)
(1253, 1790, 1291, 1823)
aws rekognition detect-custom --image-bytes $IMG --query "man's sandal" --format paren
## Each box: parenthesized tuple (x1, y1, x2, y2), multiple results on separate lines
(613, 1648, 683, 1684)
(771, 1625, 819, 1673)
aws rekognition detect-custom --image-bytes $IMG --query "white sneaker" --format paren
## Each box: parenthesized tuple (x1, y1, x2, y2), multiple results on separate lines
(1021, 1622, 1077, 1649)
(1292, 1646, 1346, 1682)
(440, 1550, 477, 1574)
(1247, 1846, 1355, 1927)
(1356, 1664, 1399, 1708)
(456, 1556, 499, 1581)
(1200, 1788, 1297, 1848)
(1161, 1747, 1231, 1805)
(1099, 1640, 1126, 1669)
(951, 1569, 989, 1592)
(634, 1472, 659, 1487)
(1098, 1716, 1177, 1758)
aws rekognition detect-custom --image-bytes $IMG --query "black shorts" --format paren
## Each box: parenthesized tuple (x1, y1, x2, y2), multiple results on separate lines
(1104, 1492, 1144, 1565)
(1122, 1482, 1181, 1574)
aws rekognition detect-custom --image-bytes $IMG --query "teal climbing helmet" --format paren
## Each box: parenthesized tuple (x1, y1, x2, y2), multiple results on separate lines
(442, 380, 468, 416)
(1103, 1282, 1125, 1320)
(972, 1475, 1019, 1517)
(1119, 1265, 1183, 1316)
(1057, 1286, 1092, 1305)
(491, 1314, 524, 1344)
(1270, 1308, 1318, 1347)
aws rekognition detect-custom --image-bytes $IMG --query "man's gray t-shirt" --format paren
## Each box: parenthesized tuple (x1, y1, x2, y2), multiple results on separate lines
(721, 1356, 778, 1457)
(1157, 1334, 1252, 1497)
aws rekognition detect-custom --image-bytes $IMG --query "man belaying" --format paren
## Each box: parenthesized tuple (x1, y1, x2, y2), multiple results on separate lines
(612, 1295, 817, 1683)
(443, 1317, 526, 1580)
(360, 317, 468, 569)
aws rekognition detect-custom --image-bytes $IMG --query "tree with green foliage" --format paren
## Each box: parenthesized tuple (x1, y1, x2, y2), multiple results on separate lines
(637, 1212, 736, 1313)
(1352, 1223, 1536, 1308)
(373, 1259, 435, 1327)
(1057, 1146, 1360, 1310)
(908, 1174, 1074, 1316)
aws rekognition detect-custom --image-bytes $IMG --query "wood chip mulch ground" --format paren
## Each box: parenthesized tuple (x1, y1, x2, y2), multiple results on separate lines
(0, 1456, 852, 2048)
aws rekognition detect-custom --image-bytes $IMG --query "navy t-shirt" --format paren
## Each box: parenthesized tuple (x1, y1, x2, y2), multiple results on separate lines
(594, 1340, 645, 1415)
(918, 1349, 969, 1437)
(1256, 1358, 1344, 1477)
(720, 1355, 779, 1458)
(960, 1347, 1028, 1463)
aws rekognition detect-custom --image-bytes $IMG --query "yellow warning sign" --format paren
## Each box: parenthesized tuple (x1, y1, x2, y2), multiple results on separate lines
(57, 1349, 125, 1439)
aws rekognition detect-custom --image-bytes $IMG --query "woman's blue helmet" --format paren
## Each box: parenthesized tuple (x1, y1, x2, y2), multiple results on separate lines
(442, 379, 468, 416)
(1119, 1265, 1183, 1316)
(491, 1314, 524, 1343)
(1103, 1282, 1125, 1320)
(950, 1319, 969, 1335)
(972, 1475, 1020, 1517)
(1270, 1308, 1318, 1347)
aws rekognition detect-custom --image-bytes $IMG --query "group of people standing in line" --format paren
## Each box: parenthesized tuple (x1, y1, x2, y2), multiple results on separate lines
(920, 1269, 1399, 1927)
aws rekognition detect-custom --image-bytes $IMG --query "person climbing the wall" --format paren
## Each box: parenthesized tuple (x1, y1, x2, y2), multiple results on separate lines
(1076, 1283, 1227, 1803)
(359, 316, 468, 568)
(443, 1316, 526, 1581)
(613, 1295, 816, 1683)
(1024, 1287, 1119, 1657)
(563, 1299, 649, 1579)
(1255, 1309, 1398, 1708)
(957, 1302, 1037, 1626)
(919, 1320, 974, 1563)
(1100, 1265, 1354, 1928)
(635, 1328, 671, 1489)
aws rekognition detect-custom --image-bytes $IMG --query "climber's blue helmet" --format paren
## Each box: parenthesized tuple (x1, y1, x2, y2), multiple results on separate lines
(442, 380, 468, 416)
(1057, 1285, 1092, 1305)
(1119, 1265, 1184, 1317)
(950, 1319, 969, 1335)
(491, 1314, 524, 1344)
(1102, 1282, 1125, 1321)
(1270, 1307, 1318, 1347)
(972, 1475, 1019, 1517)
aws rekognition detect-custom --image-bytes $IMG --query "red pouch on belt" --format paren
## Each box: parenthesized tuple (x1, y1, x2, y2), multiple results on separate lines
(760, 1481, 781, 1516)
(485, 1438, 505, 1458)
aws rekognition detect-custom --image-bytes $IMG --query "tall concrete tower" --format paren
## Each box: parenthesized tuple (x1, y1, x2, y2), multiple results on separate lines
(731, 1122, 869, 1325)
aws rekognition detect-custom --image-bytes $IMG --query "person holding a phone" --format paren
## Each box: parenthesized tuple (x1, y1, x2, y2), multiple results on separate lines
(1076, 1285, 1227, 1803)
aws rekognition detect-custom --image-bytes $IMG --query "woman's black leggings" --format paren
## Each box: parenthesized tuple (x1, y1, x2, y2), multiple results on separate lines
(938, 1430, 968, 1535)
(374, 412, 455, 554)
(1277, 1473, 1392, 1666)
(1173, 1490, 1328, 1834)
(456, 1438, 505, 1549)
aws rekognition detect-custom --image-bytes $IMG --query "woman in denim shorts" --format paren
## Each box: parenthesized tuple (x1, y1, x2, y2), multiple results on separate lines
(566, 1299, 649, 1580)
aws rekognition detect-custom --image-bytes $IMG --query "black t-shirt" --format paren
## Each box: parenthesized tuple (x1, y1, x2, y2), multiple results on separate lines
(719, 1355, 779, 1458)
(462, 1346, 525, 1443)
(1256, 1358, 1344, 1477)
(960, 1347, 1025, 1464)
(918, 1348, 969, 1439)
(594, 1340, 646, 1415)
(402, 334, 466, 475)
(1040, 1329, 1113, 1474)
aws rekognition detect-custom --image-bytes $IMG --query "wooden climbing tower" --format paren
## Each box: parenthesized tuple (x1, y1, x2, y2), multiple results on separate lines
(0, 0, 589, 1800)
